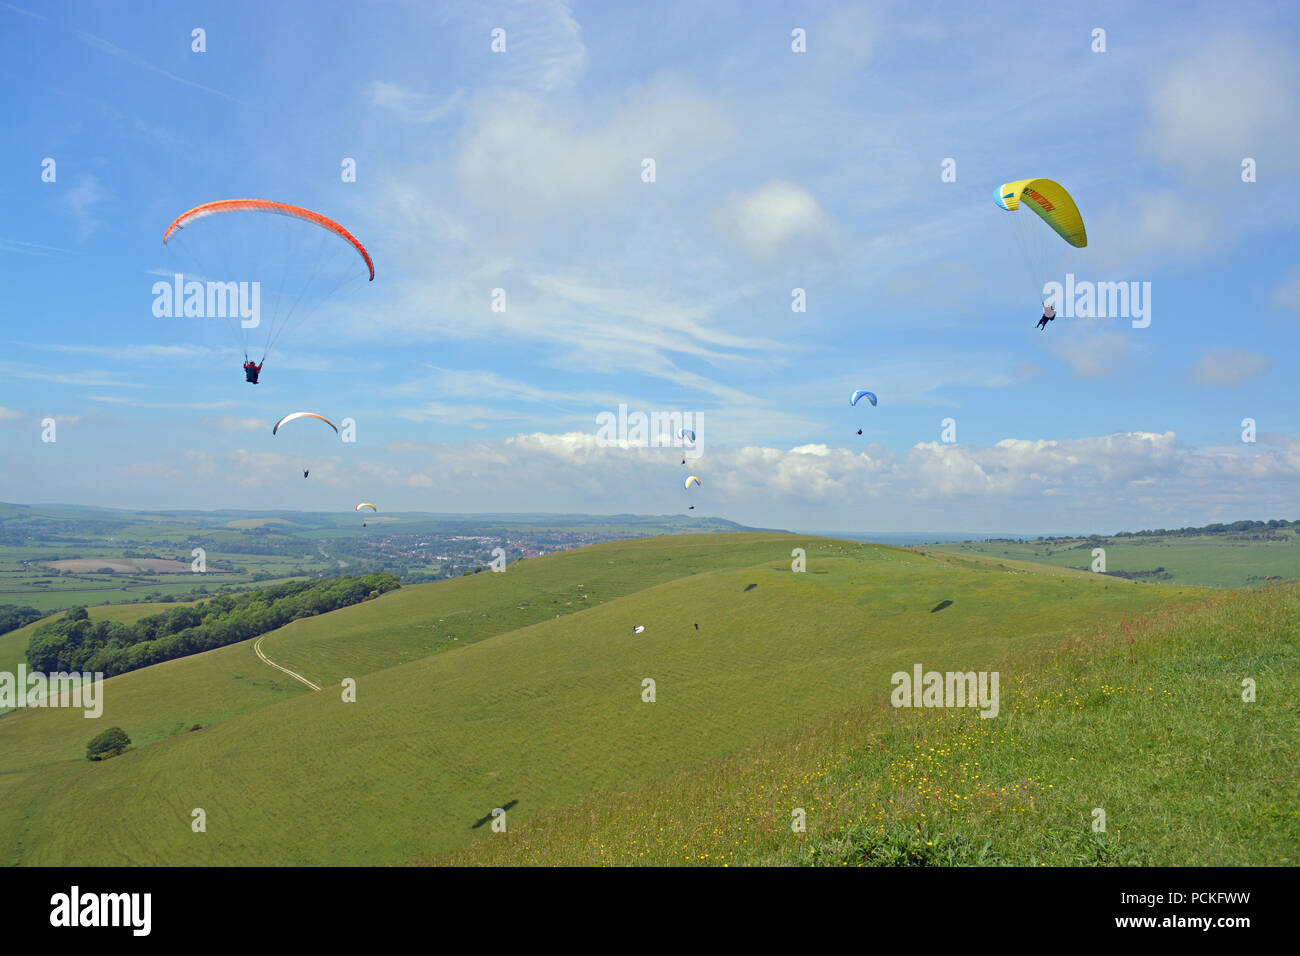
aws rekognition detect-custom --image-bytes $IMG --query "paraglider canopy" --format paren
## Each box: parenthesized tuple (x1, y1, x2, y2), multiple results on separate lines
(684, 475, 701, 490)
(993, 179, 1087, 248)
(163, 199, 373, 370)
(272, 412, 339, 435)
(355, 502, 377, 512)
(850, 390, 877, 407)
(163, 199, 375, 277)
(994, 178, 1087, 308)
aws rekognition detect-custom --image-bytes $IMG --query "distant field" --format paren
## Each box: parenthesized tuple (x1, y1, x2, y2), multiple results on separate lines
(928, 530, 1300, 588)
(0, 539, 320, 611)
(0, 532, 1231, 866)
(45, 558, 193, 573)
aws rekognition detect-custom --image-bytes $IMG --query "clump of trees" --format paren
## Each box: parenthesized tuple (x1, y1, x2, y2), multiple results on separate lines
(1112, 519, 1296, 538)
(26, 573, 400, 678)
(0, 604, 44, 636)
(87, 726, 131, 761)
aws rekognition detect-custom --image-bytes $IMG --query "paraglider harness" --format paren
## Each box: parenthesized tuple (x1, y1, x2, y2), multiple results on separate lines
(243, 357, 264, 384)
(1037, 304, 1056, 330)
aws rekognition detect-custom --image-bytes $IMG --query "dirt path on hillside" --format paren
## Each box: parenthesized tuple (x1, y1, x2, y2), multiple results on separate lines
(252, 635, 321, 691)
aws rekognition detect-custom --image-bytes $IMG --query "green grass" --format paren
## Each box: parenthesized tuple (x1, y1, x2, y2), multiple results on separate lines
(0, 533, 1230, 866)
(0, 600, 201, 700)
(437, 584, 1298, 866)
(928, 530, 1300, 588)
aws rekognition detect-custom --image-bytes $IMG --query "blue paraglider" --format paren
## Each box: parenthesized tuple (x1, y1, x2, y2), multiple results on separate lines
(850, 390, 877, 407)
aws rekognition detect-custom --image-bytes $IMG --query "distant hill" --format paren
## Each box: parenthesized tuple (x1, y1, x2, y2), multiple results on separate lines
(0, 501, 781, 611)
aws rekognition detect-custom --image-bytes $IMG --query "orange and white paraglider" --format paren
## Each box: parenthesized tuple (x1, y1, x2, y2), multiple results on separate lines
(163, 199, 374, 382)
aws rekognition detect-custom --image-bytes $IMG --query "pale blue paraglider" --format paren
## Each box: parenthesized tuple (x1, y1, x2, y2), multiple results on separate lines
(678, 428, 696, 442)
(850, 390, 877, 407)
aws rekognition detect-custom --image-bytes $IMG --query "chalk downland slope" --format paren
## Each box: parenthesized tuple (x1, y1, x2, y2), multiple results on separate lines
(0, 533, 1228, 865)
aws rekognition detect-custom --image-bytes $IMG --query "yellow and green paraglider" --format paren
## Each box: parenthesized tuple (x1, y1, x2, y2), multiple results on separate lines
(994, 178, 1087, 312)
(356, 502, 377, 527)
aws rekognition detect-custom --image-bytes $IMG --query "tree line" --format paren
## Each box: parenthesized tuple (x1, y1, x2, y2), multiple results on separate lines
(24, 573, 400, 678)
(0, 604, 44, 637)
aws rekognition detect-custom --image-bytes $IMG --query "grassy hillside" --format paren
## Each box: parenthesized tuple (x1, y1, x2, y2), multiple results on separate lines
(0, 533, 1224, 866)
(928, 529, 1300, 588)
(437, 584, 1298, 866)
(0, 601, 200, 707)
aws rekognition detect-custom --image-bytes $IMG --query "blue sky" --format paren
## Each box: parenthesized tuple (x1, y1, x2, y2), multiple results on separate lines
(1, 0, 1297, 533)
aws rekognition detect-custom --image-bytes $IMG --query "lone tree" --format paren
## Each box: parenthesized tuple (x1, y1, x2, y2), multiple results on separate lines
(87, 726, 131, 761)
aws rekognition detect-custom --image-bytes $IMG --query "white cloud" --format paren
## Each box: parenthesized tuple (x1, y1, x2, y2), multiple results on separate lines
(1048, 329, 1132, 380)
(714, 180, 835, 261)
(1186, 349, 1271, 387)
(1267, 270, 1300, 314)
(1140, 35, 1300, 185)
(371, 428, 1300, 531)
(205, 417, 267, 433)
(454, 77, 734, 223)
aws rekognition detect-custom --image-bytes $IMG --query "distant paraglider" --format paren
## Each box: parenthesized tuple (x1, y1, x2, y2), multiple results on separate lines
(678, 428, 695, 465)
(356, 502, 377, 527)
(273, 413, 338, 480)
(851, 390, 876, 437)
(272, 412, 338, 435)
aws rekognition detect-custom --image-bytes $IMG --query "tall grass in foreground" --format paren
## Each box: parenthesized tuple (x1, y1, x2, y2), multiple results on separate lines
(437, 585, 1299, 866)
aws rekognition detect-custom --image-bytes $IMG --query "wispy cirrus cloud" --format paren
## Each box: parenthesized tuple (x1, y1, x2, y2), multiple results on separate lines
(0, 236, 68, 257)
(63, 174, 109, 240)
(0, 1, 45, 21)
(368, 81, 464, 123)
(88, 396, 240, 410)
(30, 343, 217, 362)
(0, 362, 143, 388)
(75, 30, 248, 104)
